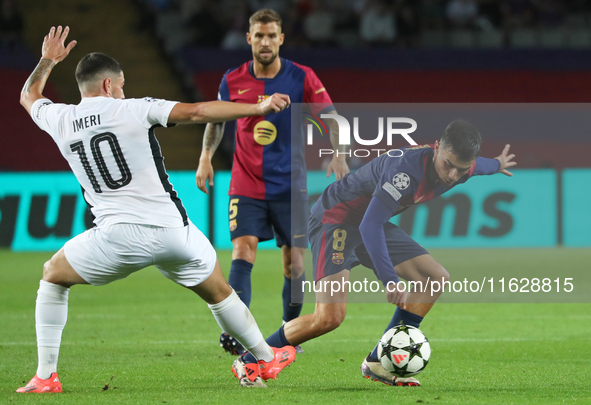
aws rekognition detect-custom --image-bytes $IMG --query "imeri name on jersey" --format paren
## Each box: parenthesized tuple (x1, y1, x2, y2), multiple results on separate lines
(73, 114, 101, 132)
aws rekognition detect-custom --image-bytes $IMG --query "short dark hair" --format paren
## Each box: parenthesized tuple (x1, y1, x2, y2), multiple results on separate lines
(440, 120, 482, 161)
(249, 9, 282, 29)
(75, 52, 122, 87)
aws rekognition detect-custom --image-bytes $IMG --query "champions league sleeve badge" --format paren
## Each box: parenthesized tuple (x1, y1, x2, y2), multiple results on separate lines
(393, 173, 411, 190)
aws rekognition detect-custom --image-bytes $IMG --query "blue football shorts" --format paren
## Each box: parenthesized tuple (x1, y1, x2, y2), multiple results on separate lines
(309, 216, 428, 282)
(228, 195, 309, 248)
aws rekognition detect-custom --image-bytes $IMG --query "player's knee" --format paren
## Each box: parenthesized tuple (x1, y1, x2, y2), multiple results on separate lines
(42, 259, 58, 283)
(439, 266, 450, 284)
(321, 313, 345, 333)
(427, 265, 449, 300)
(286, 265, 304, 280)
(422, 262, 449, 283)
(315, 308, 345, 334)
(430, 264, 449, 284)
(232, 243, 256, 263)
(283, 264, 292, 278)
(285, 249, 304, 279)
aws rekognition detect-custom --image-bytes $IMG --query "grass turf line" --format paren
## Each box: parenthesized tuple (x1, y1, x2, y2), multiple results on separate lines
(0, 248, 590, 404)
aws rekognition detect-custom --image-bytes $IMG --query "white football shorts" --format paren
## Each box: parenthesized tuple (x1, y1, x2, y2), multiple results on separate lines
(63, 221, 216, 287)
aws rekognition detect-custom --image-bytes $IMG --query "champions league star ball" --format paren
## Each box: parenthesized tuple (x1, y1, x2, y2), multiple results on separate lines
(377, 325, 431, 377)
(393, 172, 411, 190)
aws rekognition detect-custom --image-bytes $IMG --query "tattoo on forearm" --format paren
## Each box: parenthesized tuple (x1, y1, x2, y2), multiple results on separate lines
(203, 123, 224, 152)
(24, 59, 55, 93)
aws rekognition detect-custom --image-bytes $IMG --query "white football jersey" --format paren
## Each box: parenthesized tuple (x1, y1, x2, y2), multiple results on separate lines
(31, 96, 189, 228)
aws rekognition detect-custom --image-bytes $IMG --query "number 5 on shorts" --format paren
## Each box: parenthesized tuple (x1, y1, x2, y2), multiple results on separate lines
(332, 229, 347, 251)
(229, 198, 239, 220)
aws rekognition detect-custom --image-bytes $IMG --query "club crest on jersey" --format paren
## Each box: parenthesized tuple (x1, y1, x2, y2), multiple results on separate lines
(254, 120, 277, 145)
(257, 95, 270, 103)
(332, 252, 344, 265)
(393, 173, 410, 190)
(229, 219, 237, 231)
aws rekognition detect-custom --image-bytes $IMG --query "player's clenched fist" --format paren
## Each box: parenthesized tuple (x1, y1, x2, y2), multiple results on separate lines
(258, 93, 291, 115)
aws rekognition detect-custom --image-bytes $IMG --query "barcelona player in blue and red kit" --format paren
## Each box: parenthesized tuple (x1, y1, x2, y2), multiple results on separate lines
(196, 9, 348, 361)
(238, 120, 516, 386)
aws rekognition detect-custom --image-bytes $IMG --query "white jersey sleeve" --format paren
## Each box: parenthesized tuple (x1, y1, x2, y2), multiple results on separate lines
(30, 98, 70, 142)
(125, 97, 178, 128)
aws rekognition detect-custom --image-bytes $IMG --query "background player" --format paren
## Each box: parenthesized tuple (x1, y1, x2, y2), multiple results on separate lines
(195, 9, 349, 355)
(235, 120, 516, 386)
(16, 26, 294, 392)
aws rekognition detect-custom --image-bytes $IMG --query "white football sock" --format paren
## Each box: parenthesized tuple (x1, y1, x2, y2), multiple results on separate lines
(35, 280, 69, 379)
(208, 290, 273, 362)
(37, 347, 60, 380)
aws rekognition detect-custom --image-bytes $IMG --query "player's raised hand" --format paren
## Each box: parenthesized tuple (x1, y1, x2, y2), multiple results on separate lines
(259, 93, 291, 115)
(494, 144, 516, 177)
(196, 159, 214, 194)
(42, 26, 77, 64)
(326, 155, 350, 180)
(386, 282, 407, 310)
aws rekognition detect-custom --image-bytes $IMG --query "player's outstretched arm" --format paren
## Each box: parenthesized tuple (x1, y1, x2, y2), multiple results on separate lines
(168, 93, 290, 125)
(196, 122, 225, 194)
(324, 110, 350, 180)
(494, 144, 517, 176)
(359, 197, 406, 308)
(20, 26, 77, 114)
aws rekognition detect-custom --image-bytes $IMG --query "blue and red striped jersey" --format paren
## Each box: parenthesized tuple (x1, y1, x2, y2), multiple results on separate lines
(218, 58, 333, 201)
(311, 144, 501, 225)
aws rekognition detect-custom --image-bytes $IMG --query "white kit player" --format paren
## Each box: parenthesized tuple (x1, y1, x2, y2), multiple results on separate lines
(16, 26, 296, 393)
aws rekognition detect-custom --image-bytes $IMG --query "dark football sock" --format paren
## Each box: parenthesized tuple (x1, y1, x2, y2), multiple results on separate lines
(283, 274, 305, 322)
(368, 307, 424, 361)
(228, 259, 253, 307)
(243, 325, 289, 363)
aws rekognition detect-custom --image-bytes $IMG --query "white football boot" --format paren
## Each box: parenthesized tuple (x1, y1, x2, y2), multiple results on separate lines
(361, 358, 420, 386)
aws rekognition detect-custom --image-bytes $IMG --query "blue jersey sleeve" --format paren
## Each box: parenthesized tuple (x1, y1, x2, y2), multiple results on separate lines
(372, 166, 417, 213)
(473, 157, 500, 176)
(218, 72, 231, 102)
(359, 197, 400, 285)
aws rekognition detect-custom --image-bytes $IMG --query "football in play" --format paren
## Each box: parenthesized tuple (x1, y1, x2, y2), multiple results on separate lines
(377, 325, 431, 377)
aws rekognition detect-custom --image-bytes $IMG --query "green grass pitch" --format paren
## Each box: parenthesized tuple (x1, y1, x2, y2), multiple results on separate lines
(1, 248, 590, 404)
